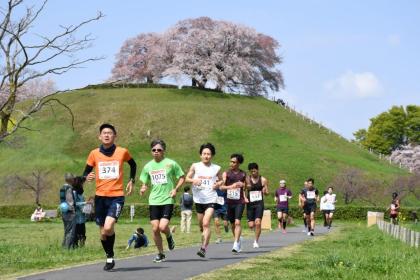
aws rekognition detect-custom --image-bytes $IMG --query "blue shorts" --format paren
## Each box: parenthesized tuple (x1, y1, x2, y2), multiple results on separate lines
(214, 204, 227, 220)
(94, 196, 124, 226)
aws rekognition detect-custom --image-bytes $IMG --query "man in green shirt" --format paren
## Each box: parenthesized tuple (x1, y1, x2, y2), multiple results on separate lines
(140, 139, 185, 263)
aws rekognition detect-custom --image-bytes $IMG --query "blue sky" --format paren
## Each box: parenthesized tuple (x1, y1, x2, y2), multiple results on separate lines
(19, 0, 420, 139)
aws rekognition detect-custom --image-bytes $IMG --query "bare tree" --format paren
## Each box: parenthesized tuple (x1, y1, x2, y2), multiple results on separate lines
(0, 0, 104, 142)
(388, 174, 420, 200)
(12, 170, 51, 205)
(328, 168, 366, 204)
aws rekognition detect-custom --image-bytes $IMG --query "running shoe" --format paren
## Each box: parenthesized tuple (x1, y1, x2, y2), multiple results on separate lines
(310, 231, 314, 236)
(167, 234, 175, 250)
(238, 237, 243, 252)
(103, 258, 115, 271)
(224, 225, 229, 233)
(232, 242, 239, 253)
(307, 231, 311, 236)
(153, 253, 166, 263)
(253, 241, 259, 248)
(197, 247, 206, 258)
(215, 238, 222, 244)
(282, 229, 287, 234)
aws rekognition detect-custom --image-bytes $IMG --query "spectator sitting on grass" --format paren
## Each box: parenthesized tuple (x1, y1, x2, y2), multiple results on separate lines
(126, 227, 149, 250)
(31, 204, 46, 222)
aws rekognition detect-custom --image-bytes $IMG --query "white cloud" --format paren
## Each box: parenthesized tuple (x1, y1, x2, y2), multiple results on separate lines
(324, 71, 383, 99)
(387, 34, 401, 47)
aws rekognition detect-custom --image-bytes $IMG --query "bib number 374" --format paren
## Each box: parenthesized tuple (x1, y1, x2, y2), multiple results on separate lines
(98, 161, 119, 180)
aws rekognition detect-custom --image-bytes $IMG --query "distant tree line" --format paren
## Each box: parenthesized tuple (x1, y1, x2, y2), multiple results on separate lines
(111, 17, 284, 96)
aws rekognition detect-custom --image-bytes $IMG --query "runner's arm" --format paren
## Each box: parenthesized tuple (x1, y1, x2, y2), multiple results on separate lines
(185, 164, 200, 185)
(219, 172, 237, 190)
(262, 177, 269, 195)
(127, 158, 137, 183)
(213, 169, 224, 189)
(82, 164, 94, 181)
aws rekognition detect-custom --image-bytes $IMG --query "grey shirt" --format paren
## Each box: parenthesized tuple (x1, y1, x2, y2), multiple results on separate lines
(180, 192, 193, 211)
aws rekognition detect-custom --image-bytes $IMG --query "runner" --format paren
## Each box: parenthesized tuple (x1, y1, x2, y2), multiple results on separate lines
(214, 187, 229, 244)
(274, 180, 292, 234)
(220, 154, 248, 254)
(323, 187, 336, 229)
(301, 178, 319, 236)
(320, 190, 328, 227)
(298, 180, 308, 232)
(185, 143, 223, 258)
(389, 192, 400, 225)
(83, 123, 137, 271)
(139, 139, 185, 263)
(246, 162, 268, 248)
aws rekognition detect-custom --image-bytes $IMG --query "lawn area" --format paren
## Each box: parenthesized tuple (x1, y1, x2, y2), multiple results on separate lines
(193, 222, 420, 280)
(0, 217, 261, 279)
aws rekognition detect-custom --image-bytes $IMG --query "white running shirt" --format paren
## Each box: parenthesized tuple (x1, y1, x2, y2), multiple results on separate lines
(192, 162, 220, 204)
(324, 193, 336, 210)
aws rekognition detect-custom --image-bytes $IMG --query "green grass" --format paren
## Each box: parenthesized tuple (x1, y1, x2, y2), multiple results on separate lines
(0, 217, 262, 279)
(0, 87, 409, 206)
(193, 223, 420, 280)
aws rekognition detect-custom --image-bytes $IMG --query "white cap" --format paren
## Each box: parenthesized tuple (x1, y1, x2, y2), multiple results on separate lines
(279, 180, 286, 184)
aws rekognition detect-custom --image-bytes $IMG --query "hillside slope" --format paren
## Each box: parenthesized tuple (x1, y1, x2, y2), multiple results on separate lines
(0, 87, 407, 205)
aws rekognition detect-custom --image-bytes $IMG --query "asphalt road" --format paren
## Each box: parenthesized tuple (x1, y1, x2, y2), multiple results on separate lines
(20, 226, 330, 280)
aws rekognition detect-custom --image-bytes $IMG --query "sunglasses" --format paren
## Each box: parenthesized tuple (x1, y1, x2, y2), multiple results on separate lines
(152, 148, 163, 152)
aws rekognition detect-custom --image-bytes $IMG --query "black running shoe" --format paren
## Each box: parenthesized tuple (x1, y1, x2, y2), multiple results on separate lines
(310, 231, 314, 236)
(197, 248, 206, 258)
(167, 235, 175, 250)
(224, 225, 229, 233)
(153, 253, 166, 263)
(103, 259, 115, 271)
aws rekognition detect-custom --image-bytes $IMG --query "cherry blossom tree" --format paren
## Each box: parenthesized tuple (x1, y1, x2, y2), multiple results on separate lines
(111, 17, 284, 96)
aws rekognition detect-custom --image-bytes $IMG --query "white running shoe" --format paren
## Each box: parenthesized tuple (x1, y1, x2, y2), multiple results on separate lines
(253, 241, 259, 248)
(232, 241, 239, 253)
(238, 237, 243, 252)
(307, 231, 311, 236)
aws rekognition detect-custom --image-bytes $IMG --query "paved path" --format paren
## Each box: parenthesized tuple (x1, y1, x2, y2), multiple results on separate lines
(20, 226, 329, 280)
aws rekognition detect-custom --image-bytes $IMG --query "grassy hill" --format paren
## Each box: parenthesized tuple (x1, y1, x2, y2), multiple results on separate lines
(0, 87, 408, 206)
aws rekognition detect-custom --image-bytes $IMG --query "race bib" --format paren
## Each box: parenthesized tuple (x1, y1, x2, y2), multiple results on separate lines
(391, 204, 396, 210)
(197, 177, 212, 189)
(227, 189, 240, 200)
(306, 191, 316, 199)
(216, 196, 225, 205)
(98, 161, 119, 179)
(250, 191, 262, 202)
(150, 169, 168, 185)
(279, 194, 288, 202)
(327, 194, 336, 203)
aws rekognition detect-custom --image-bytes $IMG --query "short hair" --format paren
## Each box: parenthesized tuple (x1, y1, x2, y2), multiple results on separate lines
(248, 162, 259, 170)
(230, 153, 244, 164)
(328, 186, 333, 190)
(151, 139, 166, 150)
(100, 123, 116, 134)
(184, 186, 190, 192)
(392, 192, 398, 198)
(200, 143, 216, 155)
(307, 178, 314, 184)
(136, 227, 144, 235)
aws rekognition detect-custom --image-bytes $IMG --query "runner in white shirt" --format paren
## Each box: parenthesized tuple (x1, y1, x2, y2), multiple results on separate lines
(323, 187, 336, 229)
(185, 143, 223, 258)
(319, 191, 328, 227)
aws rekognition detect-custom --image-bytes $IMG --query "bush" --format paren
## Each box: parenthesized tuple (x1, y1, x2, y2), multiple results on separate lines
(83, 83, 178, 90)
(2, 204, 419, 221)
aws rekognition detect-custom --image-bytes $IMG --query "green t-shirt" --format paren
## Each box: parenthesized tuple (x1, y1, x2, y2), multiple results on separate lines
(140, 157, 185, 205)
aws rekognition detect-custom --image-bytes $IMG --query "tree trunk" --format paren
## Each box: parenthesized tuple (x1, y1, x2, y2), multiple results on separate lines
(192, 78, 197, 87)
